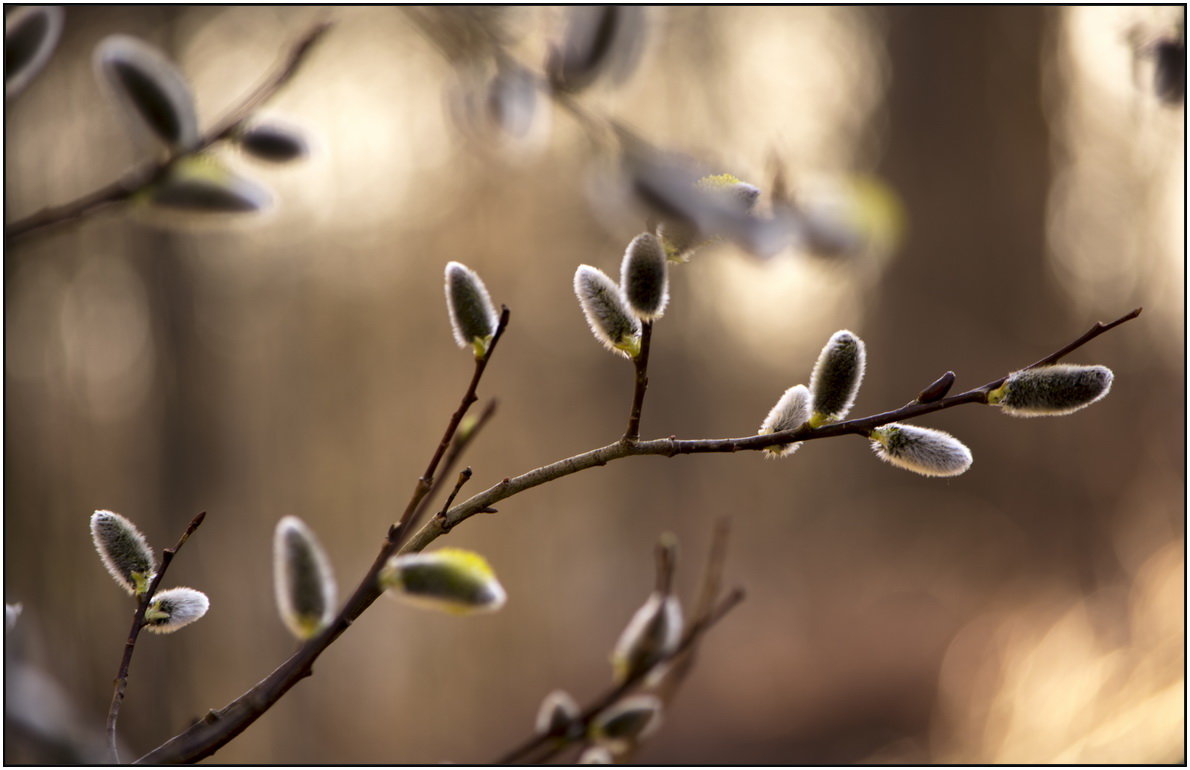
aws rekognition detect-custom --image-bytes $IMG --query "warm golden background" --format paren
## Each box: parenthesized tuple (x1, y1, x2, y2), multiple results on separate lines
(4, 6, 1184, 764)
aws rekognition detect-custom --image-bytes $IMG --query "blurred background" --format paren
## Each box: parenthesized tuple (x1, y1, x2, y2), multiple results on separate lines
(4, 6, 1184, 764)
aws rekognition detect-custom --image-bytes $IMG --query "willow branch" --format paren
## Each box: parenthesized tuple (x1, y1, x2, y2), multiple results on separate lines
(404, 308, 1141, 554)
(136, 317, 508, 764)
(494, 588, 746, 765)
(6, 21, 333, 243)
(106, 511, 206, 764)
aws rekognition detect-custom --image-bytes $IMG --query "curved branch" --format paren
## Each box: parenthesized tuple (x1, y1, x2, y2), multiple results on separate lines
(5, 21, 333, 243)
(403, 307, 1141, 554)
(135, 312, 509, 765)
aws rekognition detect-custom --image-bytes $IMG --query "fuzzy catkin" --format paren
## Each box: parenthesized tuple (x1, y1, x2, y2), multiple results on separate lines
(144, 587, 209, 634)
(93, 35, 199, 150)
(90, 510, 157, 595)
(990, 364, 1113, 417)
(574, 265, 641, 357)
(611, 592, 683, 683)
(620, 233, 669, 320)
(809, 330, 866, 424)
(381, 548, 506, 615)
(274, 517, 337, 640)
(870, 424, 972, 477)
(535, 690, 580, 737)
(758, 384, 811, 457)
(444, 262, 498, 356)
(590, 695, 663, 750)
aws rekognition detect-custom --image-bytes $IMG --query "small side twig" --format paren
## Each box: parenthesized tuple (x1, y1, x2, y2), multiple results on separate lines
(106, 511, 206, 763)
(6, 21, 333, 243)
(494, 587, 746, 765)
(623, 321, 655, 441)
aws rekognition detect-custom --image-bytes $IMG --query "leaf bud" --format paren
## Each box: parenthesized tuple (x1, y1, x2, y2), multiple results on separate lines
(444, 262, 499, 359)
(757, 384, 811, 458)
(5, 5, 64, 99)
(144, 587, 209, 634)
(869, 424, 972, 478)
(620, 232, 669, 321)
(986, 364, 1113, 418)
(809, 330, 866, 426)
(274, 516, 337, 640)
(589, 694, 663, 751)
(535, 689, 581, 738)
(379, 548, 507, 615)
(90, 510, 157, 595)
(610, 590, 683, 684)
(93, 34, 199, 151)
(574, 265, 642, 358)
(238, 121, 309, 163)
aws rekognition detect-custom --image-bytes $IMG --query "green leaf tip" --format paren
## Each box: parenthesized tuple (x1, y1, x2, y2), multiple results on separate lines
(574, 265, 642, 359)
(987, 364, 1114, 417)
(444, 262, 499, 359)
(90, 510, 157, 596)
(870, 424, 972, 478)
(274, 516, 337, 641)
(809, 330, 866, 426)
(758, 384, 811, 458)
(380, 548, 507, 615)
(144, 587, 209, 634)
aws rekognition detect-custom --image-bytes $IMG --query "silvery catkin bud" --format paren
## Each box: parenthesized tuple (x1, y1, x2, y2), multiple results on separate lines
(620, 233, 669, 321)
(987, 364, 1114, 417)
(90, 510, 157, 595)
(869, 424, 972, 477)
(144, 587, 209, 633)
(380, 548, 507, 615)
(589, 694, 663, 751)
(274, 516, 337, 640)
(535, 690, 581, 737)
(574, 265, 642, 358)
(757, 384, 811, 458)
(809, 330, 866, 426)
(444, 262, 499, 359)
(610, 590, 683, 684)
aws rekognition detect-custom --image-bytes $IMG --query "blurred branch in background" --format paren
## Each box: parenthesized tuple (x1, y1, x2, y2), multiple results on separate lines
(5, 20, 331, 242)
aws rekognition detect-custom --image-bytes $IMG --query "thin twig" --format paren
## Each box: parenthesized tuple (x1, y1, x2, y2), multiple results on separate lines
(403, 307, 1141, 553)
(134, 324, 508, 764)
(6, 22, 333, 243)
(652, 517, 731, 705)
(106, 511, 206, 763)
(494, 588, 746, 765)
(623, 321, 654, 441)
